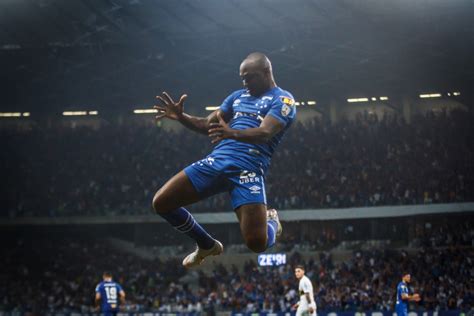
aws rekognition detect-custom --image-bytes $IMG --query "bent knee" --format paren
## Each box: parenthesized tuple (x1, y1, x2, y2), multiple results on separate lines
(152, 190, 171, 214)
(244, 236, 267, 253)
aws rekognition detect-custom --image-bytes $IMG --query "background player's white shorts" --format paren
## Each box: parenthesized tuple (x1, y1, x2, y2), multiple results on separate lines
(296, 303, 317, 316)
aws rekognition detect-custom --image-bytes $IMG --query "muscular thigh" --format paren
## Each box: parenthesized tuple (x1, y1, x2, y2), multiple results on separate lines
(235, 203, 267, 240)
(153, 155, 230, 213)
(153, 170, 202, 213)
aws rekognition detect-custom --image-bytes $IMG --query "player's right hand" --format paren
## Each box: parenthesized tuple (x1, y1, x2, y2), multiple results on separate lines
(208, 111, 234, 144)
(412, 293, 421, 302)
(154, 92, 187, 121)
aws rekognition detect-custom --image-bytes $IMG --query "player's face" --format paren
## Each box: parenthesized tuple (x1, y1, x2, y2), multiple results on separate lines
(404, 274, 411, 283)
(240, 64, 267, 97)
(294, 268, 304, 279)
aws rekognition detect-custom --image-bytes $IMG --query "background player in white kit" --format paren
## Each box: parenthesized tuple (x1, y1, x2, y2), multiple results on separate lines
(293, 265, 317, 316)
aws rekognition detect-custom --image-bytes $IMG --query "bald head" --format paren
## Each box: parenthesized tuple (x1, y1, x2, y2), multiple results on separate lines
(242, 52, 272, 73)
(239, 52, 276, 97)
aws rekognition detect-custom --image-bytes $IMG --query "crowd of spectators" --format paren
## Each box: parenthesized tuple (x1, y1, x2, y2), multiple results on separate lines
(411, 221, 474, 248)
(201, 246, 473, 313)
(2, 109, 473, 217)
(1, 236, 472, 314)
(0, 237, 188, 314)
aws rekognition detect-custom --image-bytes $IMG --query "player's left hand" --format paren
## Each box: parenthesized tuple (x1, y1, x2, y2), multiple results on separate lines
(412, 293, 421, 302)
(308, 307, 315, 314)
(208, 111, 234, 144)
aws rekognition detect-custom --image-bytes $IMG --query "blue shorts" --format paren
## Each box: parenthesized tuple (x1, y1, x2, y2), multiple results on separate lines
(184, 155, 267, 210)
(396, 305, 408, 316)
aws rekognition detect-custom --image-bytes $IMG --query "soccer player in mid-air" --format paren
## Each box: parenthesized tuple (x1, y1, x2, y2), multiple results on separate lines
(293, 265, 317, 316)
(152, 52, 296, 268)
(95, 272, 126, 316)
(395, 273, 421, 316)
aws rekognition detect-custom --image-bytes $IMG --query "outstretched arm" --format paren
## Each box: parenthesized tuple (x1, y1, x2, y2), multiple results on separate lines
(208, 112, 285, 144)
(154, 92, 219, 135)
(178, 111, 220, 135)
(402, 293, 421, 302)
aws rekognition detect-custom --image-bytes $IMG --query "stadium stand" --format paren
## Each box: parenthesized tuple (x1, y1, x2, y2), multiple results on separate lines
(2, 109, 473, 217)
(1, 218, 472, 314)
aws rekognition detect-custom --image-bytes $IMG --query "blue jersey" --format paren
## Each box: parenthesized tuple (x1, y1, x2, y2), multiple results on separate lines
(95, 281, 123, 312)
(214, 87, 296, 173)
(396, 281, 409, 313)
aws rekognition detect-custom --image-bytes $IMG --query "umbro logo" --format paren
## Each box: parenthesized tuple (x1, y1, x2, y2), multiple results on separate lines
(249, 185, 261, 194)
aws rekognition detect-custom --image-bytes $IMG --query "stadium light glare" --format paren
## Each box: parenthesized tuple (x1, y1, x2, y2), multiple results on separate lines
(88, 111, 98, 115)
(133, 109, 158, 114)
(22, 112, 30, 117)
(419, 93, 442, 99)
(371, 97, 377, 101)
(307, 101, 316, 105)
(63, 111, 88, 116)
(0, 112, 22, 117)
(453, 92, 461, 96)
(294, 102, 300, 106)
(379, 96, 389, 101)
(347, 98, 369, 103)
(205, 106, 220, 111)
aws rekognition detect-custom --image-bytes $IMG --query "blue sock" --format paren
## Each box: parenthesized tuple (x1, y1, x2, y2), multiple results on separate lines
(266, 220, 278, 248)
(159, 207, 216, 249)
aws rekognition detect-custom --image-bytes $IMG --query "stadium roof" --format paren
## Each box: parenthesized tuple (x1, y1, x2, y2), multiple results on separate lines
(1, 0, 473, 113)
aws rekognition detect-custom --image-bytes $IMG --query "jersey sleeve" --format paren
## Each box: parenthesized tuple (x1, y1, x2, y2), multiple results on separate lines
(117, 283, 124, 293)
(219, 90, 241, 120)
(398, 283, 408, 298)
(95, 283, 101, 293)
(402, 285, 409, 295)
(267, 93, 296, 126)
(301, 279, 312, 293)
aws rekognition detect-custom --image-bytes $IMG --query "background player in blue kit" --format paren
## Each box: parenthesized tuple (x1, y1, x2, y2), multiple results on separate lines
(395, 273, 421, 316)
(153, 52, 296, 268)
(95, 272, 126, 316)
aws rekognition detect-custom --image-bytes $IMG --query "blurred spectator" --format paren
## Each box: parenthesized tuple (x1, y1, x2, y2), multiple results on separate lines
(1, 109, 473, 217)
(0, 237, 471, 314)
